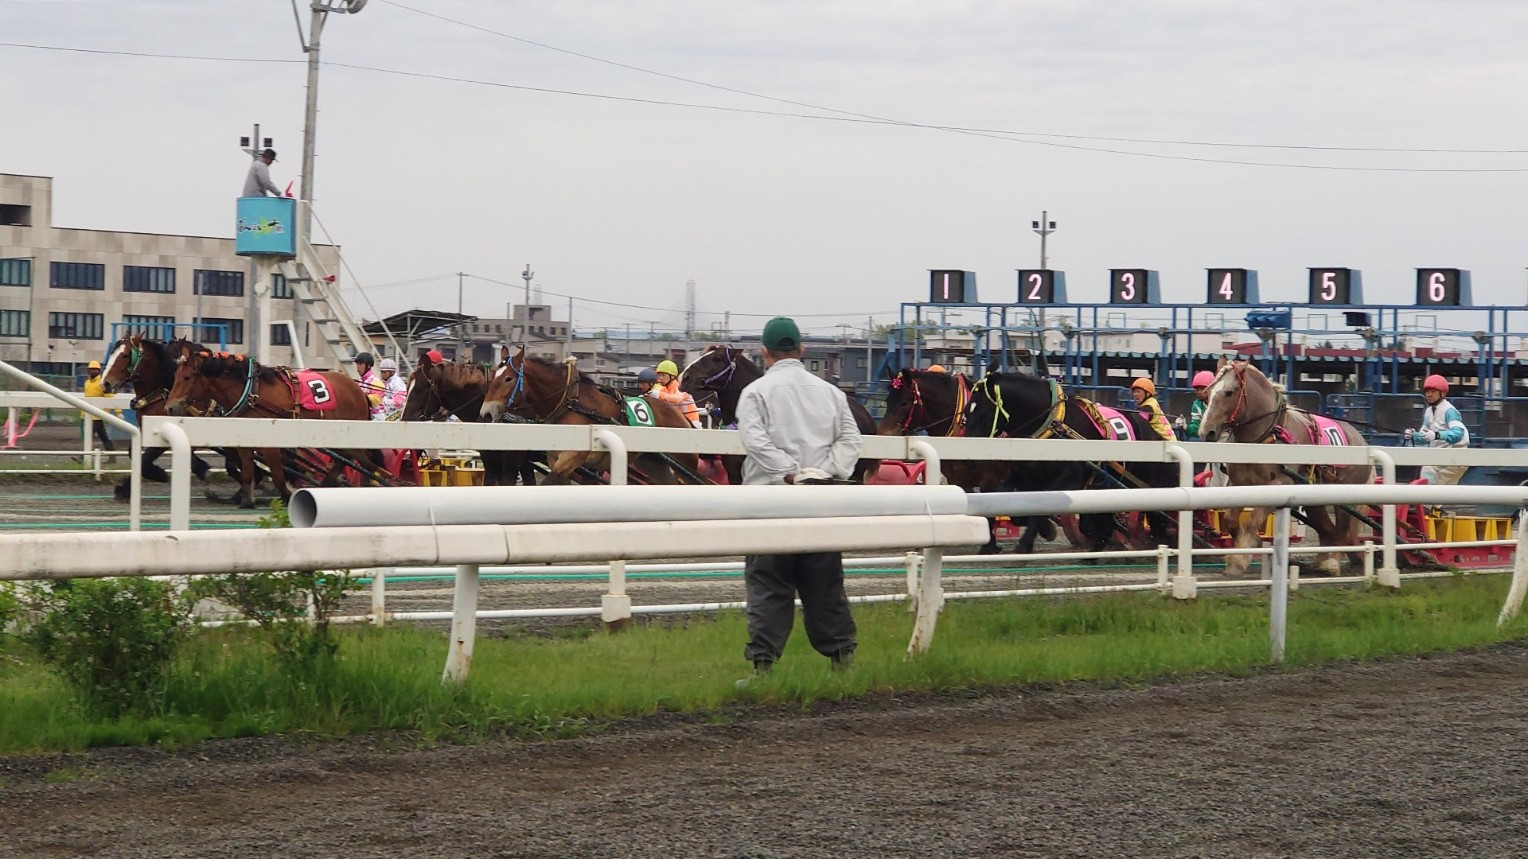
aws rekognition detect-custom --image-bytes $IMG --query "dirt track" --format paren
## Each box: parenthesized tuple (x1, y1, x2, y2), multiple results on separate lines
(5, 645, 1528, 858)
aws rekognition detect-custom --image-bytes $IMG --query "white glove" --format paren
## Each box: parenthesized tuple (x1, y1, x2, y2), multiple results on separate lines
(787, 467, 835, 485)
(1173, 415, 1186, 430)
(1417, 429, 1437, 443)
(1404, 428, 1415, 441)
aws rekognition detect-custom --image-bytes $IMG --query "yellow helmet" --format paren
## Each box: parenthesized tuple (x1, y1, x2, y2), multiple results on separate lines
(655, 359, 680, 376)
(87, 360, 102, 370)
(1130, 377, 1156, 396)
(926, 364, 947, 374)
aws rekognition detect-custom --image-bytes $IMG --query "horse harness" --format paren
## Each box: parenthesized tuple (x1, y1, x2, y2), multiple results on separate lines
(1220, 363, 1350, 481)
(892, 371, 972, 436)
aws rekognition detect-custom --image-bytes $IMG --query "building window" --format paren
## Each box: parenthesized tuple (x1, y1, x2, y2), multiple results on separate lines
(123, 265, 176, 293)
(48, 312, 105, 340)
(195, 317, 244, 346)
(194, 269, 245, 297)
(50, 261, 106, 291)
(272, 273, 291, 299)
(0, 204, 31, 226)
(121, 314, 177, 341)
(271, 324, 291, 346)
(0, 258, 31, 287)
(0, 309, 28, 337)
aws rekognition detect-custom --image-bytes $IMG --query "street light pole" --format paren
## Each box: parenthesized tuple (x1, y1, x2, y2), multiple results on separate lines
(456, 271, 466, 359)
(521, 264, 534, 343)
(1030, 211, 1058, 358)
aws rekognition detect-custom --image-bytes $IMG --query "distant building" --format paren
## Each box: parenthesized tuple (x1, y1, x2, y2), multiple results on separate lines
(0, 172, 338, 374)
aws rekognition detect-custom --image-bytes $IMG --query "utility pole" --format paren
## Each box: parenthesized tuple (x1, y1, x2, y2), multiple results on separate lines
(566, 296, 573, 361)
(295, 0, 367, 246)
(866, 316, 874, 385)
(624, 323, 632, 365)
(521, 264, 534, 343)
(237, 123, 271, 356)
(1031, 210, 1058, 356)
(456, 272, 466, 359)
(685, 279, 696, 359)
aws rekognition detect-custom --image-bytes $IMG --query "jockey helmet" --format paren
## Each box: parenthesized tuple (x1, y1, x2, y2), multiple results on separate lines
(87, 360, 102, 370)
(637, 368, 658, 383)
(354, 352, 375, 367)
(379, 358, 398, 372)
(1191, 370, 1215, 389)
(1130, 377, 1156, 396)
(424, 349, 444, 365)
(926, 364, 947, 374)
(655, 359, 680, 377)
(1423, 374, 1449, 394)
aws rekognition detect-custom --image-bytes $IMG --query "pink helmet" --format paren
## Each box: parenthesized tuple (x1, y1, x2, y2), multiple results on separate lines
(1191, 370, 1216, 389)
(1423, 374, 1448, 394)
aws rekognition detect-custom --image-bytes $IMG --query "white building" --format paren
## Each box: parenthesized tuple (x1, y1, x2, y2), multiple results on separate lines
(0, 172, 338, 374)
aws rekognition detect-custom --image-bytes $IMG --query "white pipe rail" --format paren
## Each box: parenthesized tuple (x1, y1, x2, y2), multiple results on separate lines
(0, 361, 142, 530)
(290, 484, 970, 528)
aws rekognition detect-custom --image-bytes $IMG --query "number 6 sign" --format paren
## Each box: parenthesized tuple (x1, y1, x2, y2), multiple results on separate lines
(1415, 268, 1469, 307)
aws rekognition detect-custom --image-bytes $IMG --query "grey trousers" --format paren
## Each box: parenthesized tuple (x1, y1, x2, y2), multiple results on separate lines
(743, 552, 857, 665)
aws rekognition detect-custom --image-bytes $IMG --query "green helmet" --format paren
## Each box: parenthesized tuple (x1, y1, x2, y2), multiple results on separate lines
(655, 359, 680, 376)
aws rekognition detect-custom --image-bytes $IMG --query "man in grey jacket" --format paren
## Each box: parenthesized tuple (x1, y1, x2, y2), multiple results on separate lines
(242, 148, 282, 197)
(735, 316, 861, 680)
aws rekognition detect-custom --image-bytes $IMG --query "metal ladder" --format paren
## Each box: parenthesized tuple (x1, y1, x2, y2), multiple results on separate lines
(278, 206, 404, 372)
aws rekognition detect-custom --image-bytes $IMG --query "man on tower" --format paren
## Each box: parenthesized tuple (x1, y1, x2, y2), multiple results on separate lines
(242, 148, 282, 197)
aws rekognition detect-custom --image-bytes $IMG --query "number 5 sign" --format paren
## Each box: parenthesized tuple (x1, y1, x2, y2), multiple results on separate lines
(1307, 268, 1363, 306)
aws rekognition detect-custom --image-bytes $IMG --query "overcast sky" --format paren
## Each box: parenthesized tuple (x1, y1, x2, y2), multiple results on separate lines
(4, 0, 1526, 342)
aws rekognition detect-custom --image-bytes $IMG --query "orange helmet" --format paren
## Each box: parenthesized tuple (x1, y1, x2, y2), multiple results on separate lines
(1130, 378, 1156, 396)
(1423, 374, 1448, 394)
(926, 364, 947, 374)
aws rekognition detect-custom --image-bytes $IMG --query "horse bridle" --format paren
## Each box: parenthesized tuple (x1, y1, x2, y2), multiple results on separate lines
(890, 371, 969, 436)
(1219, 363, 1287, 444)
(417, 363, 490, 422)
(696, 346, 739, 391)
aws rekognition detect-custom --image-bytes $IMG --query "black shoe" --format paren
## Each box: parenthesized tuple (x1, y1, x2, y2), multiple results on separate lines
(831, 651, 854, 671)
(735, 660, 773, 689)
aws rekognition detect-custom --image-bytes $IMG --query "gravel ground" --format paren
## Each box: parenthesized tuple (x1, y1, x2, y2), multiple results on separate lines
(4, 644, 1528, 858)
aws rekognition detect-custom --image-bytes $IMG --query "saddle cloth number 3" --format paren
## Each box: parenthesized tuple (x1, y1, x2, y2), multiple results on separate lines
(306, 378, 332, 405)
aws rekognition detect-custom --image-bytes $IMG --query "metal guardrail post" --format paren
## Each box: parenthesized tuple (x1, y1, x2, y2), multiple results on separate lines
(909, 438, 941, 486)
(157, 422, 192, 531)
(1369, 449, 1400, 588)
(907, 546, 945, 655)
(1497, 517, 1528, 627)
(370, 567, 388, 626)
(1270, 507, 1292, 664)
(594, 428, 633, 629)
(1165, 443, 1197, 599)
(442, 563, 480, 684)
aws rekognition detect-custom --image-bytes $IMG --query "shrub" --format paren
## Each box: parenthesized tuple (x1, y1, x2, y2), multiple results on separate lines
(189, 500, 360, 671)
(23, 578, 194, 717)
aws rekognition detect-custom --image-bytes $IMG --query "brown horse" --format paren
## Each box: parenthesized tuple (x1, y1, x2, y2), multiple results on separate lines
(479, 350, 698, 484)
(402, 358, 539, 486)
(1199, 359, 1373, 576)
(101, 335, 216, 500)
(165, 351, 378, 507)
(679, 344, 880, 483)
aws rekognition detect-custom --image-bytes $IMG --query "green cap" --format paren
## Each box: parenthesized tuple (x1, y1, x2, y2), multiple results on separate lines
(761, 316, 801, 352)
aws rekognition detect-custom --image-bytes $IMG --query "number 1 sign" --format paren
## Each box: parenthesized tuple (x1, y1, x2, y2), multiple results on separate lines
(928, 270, 977, 304)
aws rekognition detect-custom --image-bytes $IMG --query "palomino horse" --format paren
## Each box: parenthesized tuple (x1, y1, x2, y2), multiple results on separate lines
(480, 350, 698, 484)
(879, 367, 1057, 554)
(101, 335, 216, 500)
(961, 370, 1178, 554)
(165, 351, 378, 507)
(1199, 359, 1373, 576)
(402, 358, 539, 486)
(679, 344, 880, 483)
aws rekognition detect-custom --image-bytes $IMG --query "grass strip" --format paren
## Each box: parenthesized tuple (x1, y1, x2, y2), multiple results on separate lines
(1, 576, 1524, 755)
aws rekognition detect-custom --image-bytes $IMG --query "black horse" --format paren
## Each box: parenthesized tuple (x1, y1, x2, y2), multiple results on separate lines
(681, 344, 879, 484)
(960, 370, 1178, 555)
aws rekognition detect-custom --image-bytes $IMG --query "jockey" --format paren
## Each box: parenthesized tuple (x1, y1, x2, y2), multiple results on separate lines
(1130, 377, 1176, 441)
(652, 359, 702, 427)
(376, 357, 408, 419)
(1183, 370, 1216, 440)
(1407, 374, 1469, 485)
(354, 352, 385, 419)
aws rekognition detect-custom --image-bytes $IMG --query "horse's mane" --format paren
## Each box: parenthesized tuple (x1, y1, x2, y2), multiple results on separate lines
(197, 352, 285, 383)
(437, 361, 489, 386)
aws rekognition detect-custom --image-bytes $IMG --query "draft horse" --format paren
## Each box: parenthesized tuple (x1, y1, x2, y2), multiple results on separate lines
(961, 370, 1179, 554)
(1199, 359, 1373, 576)
(480, 349, 698, 484)
(165, 351, 379, 508)
(879, 366, 1060, 553)
(680, 344, 880, 484)
(101, 335, 217, 500)
(402, 357, 539, 486)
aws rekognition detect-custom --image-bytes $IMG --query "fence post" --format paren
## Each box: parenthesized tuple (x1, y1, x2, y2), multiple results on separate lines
(442, 563, 480, 684)
(370, 567, 388, 626)
(158, 421, 192, 531)
(1369, 449, 1400, 588)
(1269, 507, 1291, 664)
(904, 550, 921, 612)
(1165, 444, 1197, 599)
(906, 547, 945, 655)
(594, 428, 633, 630)
(910, 439, 941, 486)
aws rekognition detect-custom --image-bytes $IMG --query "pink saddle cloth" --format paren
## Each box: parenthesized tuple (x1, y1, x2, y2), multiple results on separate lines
(294, 370, 339, 412)
(1095, 406, 1139, 441)
(1311, 414, 1348, 446)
